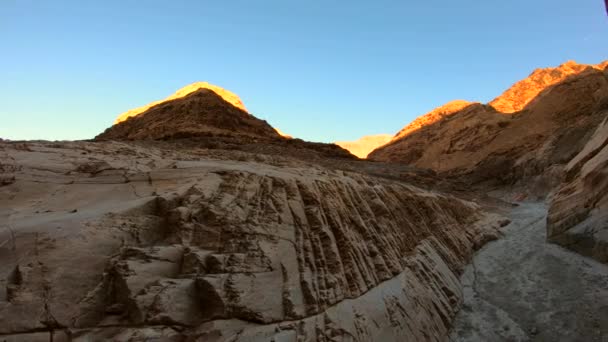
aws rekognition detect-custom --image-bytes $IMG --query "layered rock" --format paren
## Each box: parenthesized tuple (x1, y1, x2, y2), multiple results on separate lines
(335, 134, 393, 158)
(0, 140, 506, 341)
(369, 60, 608, 194)
(547, 114, 608, 263)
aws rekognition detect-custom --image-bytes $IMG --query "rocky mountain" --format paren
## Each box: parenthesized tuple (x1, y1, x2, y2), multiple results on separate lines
(4, 60, 608, 341)
(96, 85, 280, 141)
(95, 83, 359, 162)
(488, 60, 607, 113)
(547, 114, 608, 263)
(335, 134, 393, 158)
(0, 140, 506, 341)
(114, 82, 248, 124)
(369, 60, 608, 195)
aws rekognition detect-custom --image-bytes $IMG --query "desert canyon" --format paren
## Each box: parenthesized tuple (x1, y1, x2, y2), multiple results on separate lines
(1, 60, 608, 342)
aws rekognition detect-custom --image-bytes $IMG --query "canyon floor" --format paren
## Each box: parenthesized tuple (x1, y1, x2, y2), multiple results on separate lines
(450, 202, 608, 342)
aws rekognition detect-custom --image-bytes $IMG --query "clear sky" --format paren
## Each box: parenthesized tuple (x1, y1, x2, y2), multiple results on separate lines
(1, 0, 607, 142)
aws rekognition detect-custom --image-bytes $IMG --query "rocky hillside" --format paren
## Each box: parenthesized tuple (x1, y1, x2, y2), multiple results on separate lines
(114, 82, 248, 124)
(547, 113, 608, 263)
(335, 134, 392, 158)
(96, 86, 280, 141)
(0, 140, 506, 341)
(489, 60, 608, 113)
(95, 83, 359, 163)
(369, 60, 608, 194)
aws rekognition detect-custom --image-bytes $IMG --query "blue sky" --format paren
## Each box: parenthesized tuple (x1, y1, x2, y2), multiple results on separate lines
(1, 0, 607, 142)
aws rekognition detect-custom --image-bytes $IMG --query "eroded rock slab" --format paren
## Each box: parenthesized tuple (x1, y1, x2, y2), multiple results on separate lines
(0, 141, 506, 341)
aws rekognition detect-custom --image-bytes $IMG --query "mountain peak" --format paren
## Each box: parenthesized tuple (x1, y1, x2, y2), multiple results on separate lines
(489, 60, 606, 113)
(114, 82, 247, 124)
(96, 85, 279, 141)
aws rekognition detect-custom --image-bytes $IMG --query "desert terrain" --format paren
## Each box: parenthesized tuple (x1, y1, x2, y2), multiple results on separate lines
(1, 60, 607, 341)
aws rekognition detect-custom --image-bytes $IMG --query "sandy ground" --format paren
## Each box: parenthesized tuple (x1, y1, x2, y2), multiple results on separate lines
(449, 202, 608, 342)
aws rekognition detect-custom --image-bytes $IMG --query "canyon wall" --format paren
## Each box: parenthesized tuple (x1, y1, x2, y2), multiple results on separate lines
(0, 141, 505, 341)
(547, 114, 608, 263)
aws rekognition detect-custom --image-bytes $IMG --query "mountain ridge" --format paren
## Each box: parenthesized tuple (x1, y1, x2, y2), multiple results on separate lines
(369, 60, 608, 190)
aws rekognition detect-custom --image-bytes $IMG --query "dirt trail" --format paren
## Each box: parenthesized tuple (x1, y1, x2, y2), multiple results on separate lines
(450, 202, 608, 342)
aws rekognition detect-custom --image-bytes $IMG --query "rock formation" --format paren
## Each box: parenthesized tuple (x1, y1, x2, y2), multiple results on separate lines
(274, 127, 293, 139)
(0, 140, 506, 341)
(114, 82, 248, 124)
(547, 114, 608, 263)
(96, 87, 280, 141)
(95, 84, 359, 162)
(488, 60, 605, 113)
(369, 60, 608, 195)
(335, 134, 393, 158)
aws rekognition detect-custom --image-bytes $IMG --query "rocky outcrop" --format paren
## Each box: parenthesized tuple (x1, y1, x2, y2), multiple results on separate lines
(547, 114, 608, 263)
(0, 140, 506, 341)
(369, 60, 608, 195)
(392, 100, 476, 141)
(115, 82, 248, 124)
(370, 102, 505, 167)
(335, 134, 393, 158)
(96, 87, 280, 141)
(489, 60, 604, 113)
(94, 84, 359, 162)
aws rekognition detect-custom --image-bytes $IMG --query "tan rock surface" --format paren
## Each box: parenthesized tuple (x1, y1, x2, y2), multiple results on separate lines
(335, 134, 393, 158)
(370, 60, 608, 195)
(547, 114, 608, 263)
(0, 140, 506, 341)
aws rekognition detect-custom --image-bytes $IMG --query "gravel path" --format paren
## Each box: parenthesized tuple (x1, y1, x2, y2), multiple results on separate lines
(450, 202, 608, 342)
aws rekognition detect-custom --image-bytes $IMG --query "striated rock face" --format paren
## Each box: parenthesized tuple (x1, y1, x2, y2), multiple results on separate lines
(96, 88, 280, 141)
(369, 60, 608, 194)
(0, 140, 506, 341)
(115, 82, 248, 124)
(335, 134, 393, 158)
(547, 114, 608, 263)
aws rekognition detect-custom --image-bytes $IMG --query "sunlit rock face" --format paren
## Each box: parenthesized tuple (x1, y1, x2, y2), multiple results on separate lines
(369, 60, 608, 194)
(392, 100, 474, 141)
(114, 82, 248, 124)
(489, 60, 607, 113)
(274, 127, 293, 139)
(335, 134, 393, 158)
